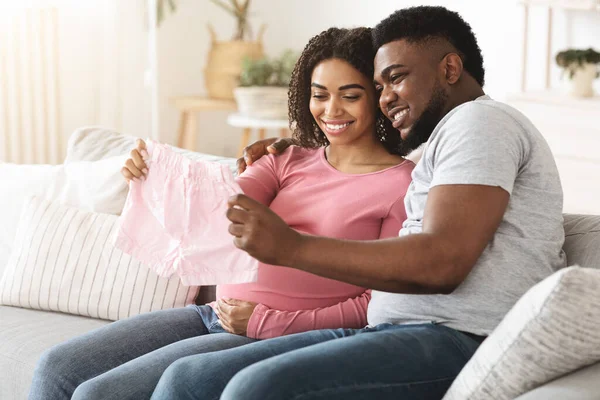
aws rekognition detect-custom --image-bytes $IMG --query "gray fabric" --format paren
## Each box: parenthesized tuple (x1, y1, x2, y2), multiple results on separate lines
(515, 362, 600, 400)
(0, 305, 109, 399)
(563, 214, 600, 269)
(368, 96, 567, 335)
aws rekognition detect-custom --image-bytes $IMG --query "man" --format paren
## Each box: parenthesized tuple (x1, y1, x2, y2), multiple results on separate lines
(152, 6, 566, 399)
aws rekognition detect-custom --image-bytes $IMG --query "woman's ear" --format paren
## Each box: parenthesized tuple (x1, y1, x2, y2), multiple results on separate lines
(442, 53, 463, 85)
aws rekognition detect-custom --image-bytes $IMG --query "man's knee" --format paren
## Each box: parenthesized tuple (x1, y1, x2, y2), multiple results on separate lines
(72, 378, 106, 400)
(221, 360, 296, 400)
(153, 356, 209, 399)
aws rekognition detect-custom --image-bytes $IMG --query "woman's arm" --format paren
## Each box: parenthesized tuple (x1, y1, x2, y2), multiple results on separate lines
(246, 290, 371, 339)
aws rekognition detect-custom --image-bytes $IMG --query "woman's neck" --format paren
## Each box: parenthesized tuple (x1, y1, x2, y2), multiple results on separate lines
(325, 135, 403, 173)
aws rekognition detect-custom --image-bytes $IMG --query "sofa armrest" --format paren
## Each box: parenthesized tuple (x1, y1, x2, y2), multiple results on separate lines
(515, 362, 600, 400)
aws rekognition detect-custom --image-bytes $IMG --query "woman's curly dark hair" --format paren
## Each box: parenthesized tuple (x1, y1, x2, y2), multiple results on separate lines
(288, 27, 406, 156)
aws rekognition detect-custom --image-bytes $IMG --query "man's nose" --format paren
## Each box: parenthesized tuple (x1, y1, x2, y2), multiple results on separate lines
(379, 86, 396, 113)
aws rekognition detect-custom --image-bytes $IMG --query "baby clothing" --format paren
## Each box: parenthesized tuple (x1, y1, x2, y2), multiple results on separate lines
(114, 140, 258, 286)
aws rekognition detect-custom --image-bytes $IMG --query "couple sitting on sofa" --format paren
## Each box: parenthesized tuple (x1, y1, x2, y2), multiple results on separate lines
(29, 6, 566, 400)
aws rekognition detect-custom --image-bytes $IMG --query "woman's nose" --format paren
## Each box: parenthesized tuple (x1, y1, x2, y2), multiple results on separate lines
(325, 98, 343, 117)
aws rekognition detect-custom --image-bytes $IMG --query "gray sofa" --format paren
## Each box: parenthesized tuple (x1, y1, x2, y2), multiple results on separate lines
(1, 128, 599, 399)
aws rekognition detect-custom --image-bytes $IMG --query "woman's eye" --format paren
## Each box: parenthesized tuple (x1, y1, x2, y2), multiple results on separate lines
(344, 96, 360, 101)
(312, 94, 327, 100)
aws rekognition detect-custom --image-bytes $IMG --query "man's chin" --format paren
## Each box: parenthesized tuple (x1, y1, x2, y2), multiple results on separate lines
(399, 127, 411, 141)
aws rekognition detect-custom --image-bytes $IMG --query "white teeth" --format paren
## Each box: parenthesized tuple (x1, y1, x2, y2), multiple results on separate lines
(324, 122, 350, 131)
(394, 109, 408, 121)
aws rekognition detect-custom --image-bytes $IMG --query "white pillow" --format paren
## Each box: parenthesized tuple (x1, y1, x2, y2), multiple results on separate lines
(0, 196, 198, 320)
(0, 163, 62, 276)
(65, 126, 238, 173)
(443, 266, 600, 400)
(0, 156, 129, 275)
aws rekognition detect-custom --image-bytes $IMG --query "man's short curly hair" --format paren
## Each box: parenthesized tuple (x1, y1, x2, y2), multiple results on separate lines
(288, 27, 406, 156)
(372, 6, 485, 87)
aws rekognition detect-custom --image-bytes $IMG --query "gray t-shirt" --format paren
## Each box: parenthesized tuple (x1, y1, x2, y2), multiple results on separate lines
(367, 95, 567, 335)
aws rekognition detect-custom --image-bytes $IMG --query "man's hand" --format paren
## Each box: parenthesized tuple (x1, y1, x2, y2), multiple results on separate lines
(215, 298, 257, 336)
(226, 194, 303, 266)
(236, 137, 294, 175)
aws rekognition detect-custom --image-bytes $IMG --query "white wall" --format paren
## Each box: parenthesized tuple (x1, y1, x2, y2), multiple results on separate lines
(156, 1, 599, 157)
(2, 1, 597, 159)
(57, 0, 151, 140)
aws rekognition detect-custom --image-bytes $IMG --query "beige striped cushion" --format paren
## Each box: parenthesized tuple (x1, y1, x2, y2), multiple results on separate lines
(0, 196, 199, 320)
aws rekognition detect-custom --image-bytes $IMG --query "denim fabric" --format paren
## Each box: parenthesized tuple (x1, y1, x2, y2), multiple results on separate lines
(29, 306, 255, 400)
(151, 323, 482, 400)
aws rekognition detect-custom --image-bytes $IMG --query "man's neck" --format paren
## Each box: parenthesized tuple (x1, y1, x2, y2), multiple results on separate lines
(443, 79, 486, 116)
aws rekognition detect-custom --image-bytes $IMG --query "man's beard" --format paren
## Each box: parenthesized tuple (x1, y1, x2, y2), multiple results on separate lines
(401, 82, 448, 152)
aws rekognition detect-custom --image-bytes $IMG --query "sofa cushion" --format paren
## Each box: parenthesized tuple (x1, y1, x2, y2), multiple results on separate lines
(515, 361, 600, 400)
(0, 197, 199, 320)
(0, 305, 109, 400)
(563, 214, 600, 269)
(65, 126, 237, 174)
(0, 156, 129, 279)
(443, 266, 600, 400)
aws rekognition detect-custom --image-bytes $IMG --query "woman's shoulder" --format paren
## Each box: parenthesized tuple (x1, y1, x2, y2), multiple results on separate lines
(274, 145, 321, 164)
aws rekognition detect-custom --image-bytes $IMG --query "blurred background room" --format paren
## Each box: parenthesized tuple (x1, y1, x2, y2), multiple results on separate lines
(1, 0, 599, 212)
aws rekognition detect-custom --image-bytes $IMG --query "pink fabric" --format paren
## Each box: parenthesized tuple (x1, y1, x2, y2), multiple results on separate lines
(113, 140, 258, 286)
(217, 146, 415, 339)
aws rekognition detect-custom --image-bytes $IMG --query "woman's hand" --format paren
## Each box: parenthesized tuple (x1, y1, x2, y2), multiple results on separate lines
(236, 137, 294, 175)
(215, 298, 258, 336)
(121, 139, 149, 183)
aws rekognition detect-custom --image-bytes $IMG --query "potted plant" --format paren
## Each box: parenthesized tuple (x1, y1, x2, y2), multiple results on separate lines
(233, 50, 297, 119)
(555, 48, 600, 97)
(204, 0, 266, 100)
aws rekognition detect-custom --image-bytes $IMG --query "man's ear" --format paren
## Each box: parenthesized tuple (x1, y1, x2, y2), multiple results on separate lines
(442, 53, 463, 85)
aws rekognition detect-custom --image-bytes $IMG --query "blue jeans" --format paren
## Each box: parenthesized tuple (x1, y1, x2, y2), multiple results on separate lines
(28, 305, 256, 400)
(151, 323, 483, 400)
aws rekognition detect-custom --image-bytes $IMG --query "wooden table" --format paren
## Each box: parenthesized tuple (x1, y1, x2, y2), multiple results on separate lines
(227, 113, 290, 157)
(172, 96, 237, 151)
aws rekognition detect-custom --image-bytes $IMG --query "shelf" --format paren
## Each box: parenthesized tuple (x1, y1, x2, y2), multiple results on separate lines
(506, 90, 600, 111)
(519, 0, 600, 11)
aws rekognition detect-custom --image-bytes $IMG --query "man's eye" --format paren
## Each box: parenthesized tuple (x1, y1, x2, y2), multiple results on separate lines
(375, 86, 383, 93)
(391, 74, 405, 83)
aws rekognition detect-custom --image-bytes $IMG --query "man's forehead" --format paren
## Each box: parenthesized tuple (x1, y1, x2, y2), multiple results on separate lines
(375, 37, 454, 69)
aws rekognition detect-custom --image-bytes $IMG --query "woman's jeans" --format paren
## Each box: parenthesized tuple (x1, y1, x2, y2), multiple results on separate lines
(151, 322, 484, 400)
(28, 305, 255, 400)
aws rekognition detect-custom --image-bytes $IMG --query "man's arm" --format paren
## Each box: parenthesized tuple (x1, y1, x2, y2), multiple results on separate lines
(227, 184, 509, 294)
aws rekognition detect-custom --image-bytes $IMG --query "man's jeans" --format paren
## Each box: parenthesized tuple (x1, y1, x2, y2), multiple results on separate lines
(28, 305, 255, 400)
(151, 322, 483, 400)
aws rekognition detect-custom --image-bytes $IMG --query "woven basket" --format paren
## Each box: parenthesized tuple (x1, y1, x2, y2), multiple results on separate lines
(233, 86, 289, 119)
(204, 24, 265, 100)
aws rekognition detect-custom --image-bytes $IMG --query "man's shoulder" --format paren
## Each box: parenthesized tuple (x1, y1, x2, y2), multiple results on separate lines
(432, 96, 538, 146)
(447, 96, 529, 127)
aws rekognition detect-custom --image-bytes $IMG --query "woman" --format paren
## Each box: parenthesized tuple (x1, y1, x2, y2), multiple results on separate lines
(29, 27, 413, 400)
